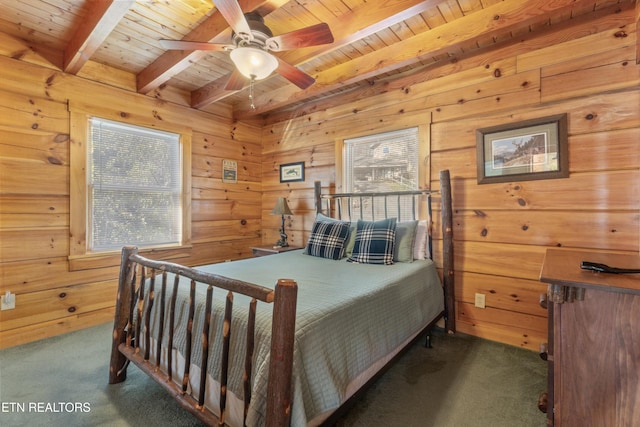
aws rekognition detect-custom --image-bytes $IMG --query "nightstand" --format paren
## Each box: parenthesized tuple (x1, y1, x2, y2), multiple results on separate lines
(251, 245, 303, 257)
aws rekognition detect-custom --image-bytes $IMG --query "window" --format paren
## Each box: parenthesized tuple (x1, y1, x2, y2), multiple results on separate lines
(342, 127, 422, 220)
(344, 127, 419, 193)
(69, 108, 192, 267)
(88, 118, 182, 252)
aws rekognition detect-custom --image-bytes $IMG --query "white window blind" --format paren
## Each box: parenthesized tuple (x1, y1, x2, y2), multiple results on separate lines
(343, 127, 419, 220)
(88, 118, 182, 251)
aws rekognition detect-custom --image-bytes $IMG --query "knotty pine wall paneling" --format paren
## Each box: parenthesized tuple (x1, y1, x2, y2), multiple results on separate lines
(0, 47, 262, 348)
(0, 8, 638, 351)
(261, 10, 640, 350)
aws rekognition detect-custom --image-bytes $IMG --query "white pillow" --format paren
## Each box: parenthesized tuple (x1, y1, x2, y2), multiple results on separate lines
(413, 220, 429, 260)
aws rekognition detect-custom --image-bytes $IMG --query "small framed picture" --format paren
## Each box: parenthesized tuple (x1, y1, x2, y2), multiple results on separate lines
(476, 114, 568, 184)
(279, 162, 305, 183)
(222, 159, 237, 183)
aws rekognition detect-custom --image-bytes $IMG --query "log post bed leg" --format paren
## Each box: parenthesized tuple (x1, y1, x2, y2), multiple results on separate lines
(425, 332, 433, 349)
(266, 279, 298, 427)
(440, 169, 456, 334)
(314, 180, 323, 215)
(109, 246, 138, 384)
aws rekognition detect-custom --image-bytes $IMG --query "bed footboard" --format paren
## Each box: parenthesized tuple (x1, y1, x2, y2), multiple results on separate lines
(109, 246, 298, 427)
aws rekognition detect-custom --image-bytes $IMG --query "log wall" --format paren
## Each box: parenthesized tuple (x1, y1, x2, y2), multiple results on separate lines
(0, 40, 262, 348)
(261, 10, 640, 350)
(0, 9, 638, 351)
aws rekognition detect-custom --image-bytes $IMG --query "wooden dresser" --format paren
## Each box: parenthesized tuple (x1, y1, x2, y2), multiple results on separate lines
(539, 249, 640, 426)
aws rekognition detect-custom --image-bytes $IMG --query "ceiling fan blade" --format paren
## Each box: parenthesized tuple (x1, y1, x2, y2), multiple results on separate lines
(266, 23, 334, 52)
(212, 0, 253, 41)
(225, 69, 246, 91)
(275, 57, 315, 89)
(159, 39, 228, 51)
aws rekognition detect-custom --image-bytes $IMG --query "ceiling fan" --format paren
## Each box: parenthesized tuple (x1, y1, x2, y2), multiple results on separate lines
(159, 0, 334, 92)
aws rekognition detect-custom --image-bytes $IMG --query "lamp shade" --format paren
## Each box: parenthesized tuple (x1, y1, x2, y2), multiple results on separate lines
(230, 46, 279, 80)
(271, 197, 293, 215)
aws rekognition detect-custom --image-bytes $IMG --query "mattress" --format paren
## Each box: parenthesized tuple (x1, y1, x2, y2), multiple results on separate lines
(139, 249, 444, 426)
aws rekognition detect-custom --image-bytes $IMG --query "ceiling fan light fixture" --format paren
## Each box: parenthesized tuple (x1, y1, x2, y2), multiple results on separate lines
(230, 46, 278, 80)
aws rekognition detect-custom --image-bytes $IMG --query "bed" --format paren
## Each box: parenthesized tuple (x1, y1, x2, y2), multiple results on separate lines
(109, 169, 455, 426)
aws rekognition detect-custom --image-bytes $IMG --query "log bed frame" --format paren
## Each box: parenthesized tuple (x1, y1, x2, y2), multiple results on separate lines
(109, 169, 455, 427)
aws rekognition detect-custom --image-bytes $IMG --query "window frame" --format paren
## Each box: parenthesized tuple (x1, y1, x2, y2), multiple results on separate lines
(69, 109, 192, 270)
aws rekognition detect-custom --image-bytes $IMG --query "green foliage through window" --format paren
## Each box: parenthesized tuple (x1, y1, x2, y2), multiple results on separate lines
(89, 118, 182, 251)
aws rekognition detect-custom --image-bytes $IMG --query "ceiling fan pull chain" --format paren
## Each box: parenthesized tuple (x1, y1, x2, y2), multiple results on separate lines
(249, 75, 256, 110)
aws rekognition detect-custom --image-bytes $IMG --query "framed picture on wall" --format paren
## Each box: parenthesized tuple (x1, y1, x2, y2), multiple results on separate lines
(279, 162, 305, 183)
(222, 159, 237, 183)
(476, 114, 568, 184)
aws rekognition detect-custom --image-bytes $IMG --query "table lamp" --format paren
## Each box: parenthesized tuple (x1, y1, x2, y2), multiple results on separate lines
(271, 197, 293, 247)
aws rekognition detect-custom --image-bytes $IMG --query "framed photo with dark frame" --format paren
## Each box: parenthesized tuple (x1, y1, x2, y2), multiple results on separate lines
(476, 114, 568, 184)
(279, 161, 305, 183)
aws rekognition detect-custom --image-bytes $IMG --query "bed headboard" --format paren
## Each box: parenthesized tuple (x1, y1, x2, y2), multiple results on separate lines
(313, 170, 455, 333)
(314, 182, 437, 260)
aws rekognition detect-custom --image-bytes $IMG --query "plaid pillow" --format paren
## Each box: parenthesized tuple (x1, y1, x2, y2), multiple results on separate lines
(316, 213, 358, 256)
(305, 219, 351, 260)
(348, 218, 397, 265)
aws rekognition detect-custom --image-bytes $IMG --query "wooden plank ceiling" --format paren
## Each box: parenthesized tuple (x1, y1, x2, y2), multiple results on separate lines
(0, 0, 636, 120)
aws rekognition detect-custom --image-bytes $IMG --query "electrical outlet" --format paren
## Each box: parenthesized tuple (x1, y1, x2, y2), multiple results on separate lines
(1, 292, 16, 311)
(474, 293, 486, 309)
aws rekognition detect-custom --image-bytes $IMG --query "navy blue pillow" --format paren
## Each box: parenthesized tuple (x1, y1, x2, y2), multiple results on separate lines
(348, 218, 397, 265)
(305, 219, 351, 260)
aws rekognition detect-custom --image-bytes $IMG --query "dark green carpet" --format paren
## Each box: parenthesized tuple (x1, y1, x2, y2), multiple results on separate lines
(0, 322, 546, 426)
(337, 330, 546, 426)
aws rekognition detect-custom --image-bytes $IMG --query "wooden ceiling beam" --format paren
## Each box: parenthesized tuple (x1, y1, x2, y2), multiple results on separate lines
(234, 0, 609, 117)
(190, 0, 448, 108)
(63, 0, 134, 74)
(136, 0, 289, 94)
